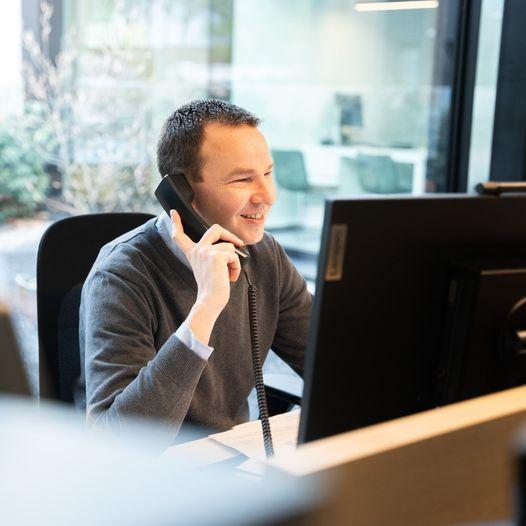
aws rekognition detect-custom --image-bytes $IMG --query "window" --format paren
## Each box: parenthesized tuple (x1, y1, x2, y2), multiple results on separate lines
(0, 0, 496, 395)
(467, 0, 504, 190)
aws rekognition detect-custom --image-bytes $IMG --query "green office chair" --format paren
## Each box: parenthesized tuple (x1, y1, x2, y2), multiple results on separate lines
(394, 161, 414, 193)
(272, 150, 311, 192)
(355, 153, 413, 194)
(272, 149, 338, 193)
(270, 149, 338, 231)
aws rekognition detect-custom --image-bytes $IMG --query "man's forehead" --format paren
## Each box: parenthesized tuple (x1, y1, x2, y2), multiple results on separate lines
(202, 121, 264, 142)
(200, 122, 269, 158)
(198, 124, 271, 181)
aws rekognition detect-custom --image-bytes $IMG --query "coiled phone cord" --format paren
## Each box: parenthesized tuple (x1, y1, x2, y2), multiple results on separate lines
(242, 267, 275, 458)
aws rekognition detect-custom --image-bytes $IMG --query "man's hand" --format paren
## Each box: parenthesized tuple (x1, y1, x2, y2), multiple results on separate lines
(170, 209, 244, 344)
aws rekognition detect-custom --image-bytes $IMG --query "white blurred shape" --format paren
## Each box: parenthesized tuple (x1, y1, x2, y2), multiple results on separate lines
(0, 396, 321, 526)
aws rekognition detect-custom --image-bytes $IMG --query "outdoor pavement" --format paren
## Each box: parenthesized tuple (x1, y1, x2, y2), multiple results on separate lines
(0, 218, 50, 394)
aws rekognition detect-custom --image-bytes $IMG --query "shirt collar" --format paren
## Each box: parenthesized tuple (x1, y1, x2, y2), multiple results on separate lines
(155, 213, 192, 270)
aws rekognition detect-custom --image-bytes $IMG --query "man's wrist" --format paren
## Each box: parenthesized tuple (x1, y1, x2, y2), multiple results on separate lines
(186, 301, 222, 345)
(193, 297, 224, 320)
(175, 321, 214, 360)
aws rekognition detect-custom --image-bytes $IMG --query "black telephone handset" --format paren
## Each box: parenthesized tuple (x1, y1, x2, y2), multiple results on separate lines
(154, 173, 249, 260)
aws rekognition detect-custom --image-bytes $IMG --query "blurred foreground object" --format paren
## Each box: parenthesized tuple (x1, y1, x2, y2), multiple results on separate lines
(514, 427, 526, 526)
(0, 303, 31, 396)
(271, 386, 526, 525)
(0, 396, 323, 526)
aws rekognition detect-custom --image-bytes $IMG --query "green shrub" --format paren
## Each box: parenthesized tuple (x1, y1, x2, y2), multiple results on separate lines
(0, 126, 49, 221)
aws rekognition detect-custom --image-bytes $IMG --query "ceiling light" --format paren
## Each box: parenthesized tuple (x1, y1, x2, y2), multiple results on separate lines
(355, 1, 439, 12)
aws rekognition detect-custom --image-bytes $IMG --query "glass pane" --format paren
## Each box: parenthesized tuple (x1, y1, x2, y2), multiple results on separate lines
(0, 0, 471, 393)
(467, 0, 505, 191)
(228, 1, 458, 275)
(0, 0, 41, 393)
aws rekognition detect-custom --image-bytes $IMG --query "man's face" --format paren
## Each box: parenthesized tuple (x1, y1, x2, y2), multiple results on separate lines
(191, 122, 276, 245)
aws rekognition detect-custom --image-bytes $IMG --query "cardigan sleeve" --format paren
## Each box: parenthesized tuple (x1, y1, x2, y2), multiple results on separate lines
(270, 239, 313, 376)
(81, 268, 207, 435)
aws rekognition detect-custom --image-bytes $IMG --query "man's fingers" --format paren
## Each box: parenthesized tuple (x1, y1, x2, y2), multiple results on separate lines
(202, 245, 241, 282)
(208, 242, 241, 281)
(170, 209, 195, 253)
(199, 223, 244, 248)
(170, 215, 242, 281)
(210, 242, 236, 254)
(225, 250, 241, 282)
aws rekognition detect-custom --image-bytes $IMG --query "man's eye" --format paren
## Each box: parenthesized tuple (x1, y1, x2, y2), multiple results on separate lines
(265, 171, 273, 177)
(233, 178, 250, 183)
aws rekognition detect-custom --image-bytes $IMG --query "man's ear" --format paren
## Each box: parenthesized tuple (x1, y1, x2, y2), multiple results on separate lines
(191, 200, 197, 211)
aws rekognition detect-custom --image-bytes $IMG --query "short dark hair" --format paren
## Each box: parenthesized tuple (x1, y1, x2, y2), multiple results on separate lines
(156, 99, 261, 182)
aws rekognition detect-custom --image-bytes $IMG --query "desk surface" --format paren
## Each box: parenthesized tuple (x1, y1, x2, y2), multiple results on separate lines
(272, 385, 526, 526)
(165, 386, 526, 524)
(273, 384, 526, 476)
(167, 385, 526, 471)
(164, 410, 300, 468)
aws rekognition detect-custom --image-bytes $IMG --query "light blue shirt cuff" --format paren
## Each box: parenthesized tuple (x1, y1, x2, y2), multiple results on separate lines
(175, 320, 214, 361)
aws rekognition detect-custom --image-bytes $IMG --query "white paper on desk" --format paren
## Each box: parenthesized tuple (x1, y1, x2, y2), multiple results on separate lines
(209, 410, 300, 462)
(236, 458, 267, 477)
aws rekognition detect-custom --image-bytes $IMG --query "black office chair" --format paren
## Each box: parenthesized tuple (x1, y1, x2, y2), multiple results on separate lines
(37, 213, 156, 401)
(36, 212, 299, 414)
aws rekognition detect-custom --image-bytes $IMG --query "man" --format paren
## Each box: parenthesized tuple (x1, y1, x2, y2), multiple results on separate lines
(80, 99, 312, 438)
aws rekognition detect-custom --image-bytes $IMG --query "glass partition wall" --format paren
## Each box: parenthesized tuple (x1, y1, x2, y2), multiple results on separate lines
(59, 0, 459, 265)
(0, 0, 498, 393)
(231, 0, 445, 268)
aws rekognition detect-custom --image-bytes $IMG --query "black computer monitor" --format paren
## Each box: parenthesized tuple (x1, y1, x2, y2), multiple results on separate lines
(299, 195, 526, 443)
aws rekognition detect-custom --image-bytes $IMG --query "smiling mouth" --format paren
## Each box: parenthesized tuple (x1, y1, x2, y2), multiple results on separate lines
(241, 213, 265, 221)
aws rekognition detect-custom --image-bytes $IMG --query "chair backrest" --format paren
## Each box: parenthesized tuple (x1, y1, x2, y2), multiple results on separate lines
(37, 212, 155, 402)
(355, 153, 414, 194)
(355, 153, 396, 194)
(271, 150, 310, 191)
(393, 161, 414, 193)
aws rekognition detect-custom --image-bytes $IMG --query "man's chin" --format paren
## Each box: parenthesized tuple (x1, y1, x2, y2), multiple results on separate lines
(238, 227, 265, 246)
(247, 234, 265, 245)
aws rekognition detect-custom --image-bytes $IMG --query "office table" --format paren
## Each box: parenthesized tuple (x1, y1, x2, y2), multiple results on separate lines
(166, 385, 526, 525)
(164, 410, 300, 469)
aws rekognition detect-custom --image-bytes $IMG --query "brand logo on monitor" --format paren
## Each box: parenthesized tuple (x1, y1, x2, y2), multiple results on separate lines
(325, 224, 347, 281)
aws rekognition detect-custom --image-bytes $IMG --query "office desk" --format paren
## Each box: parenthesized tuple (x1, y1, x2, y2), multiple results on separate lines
(168, 386, 526, 525)
(272, 385, 526, 525)
(303, 144, 428, 194)
(164, 436, 242, 468)
(164, 410, 300, 469)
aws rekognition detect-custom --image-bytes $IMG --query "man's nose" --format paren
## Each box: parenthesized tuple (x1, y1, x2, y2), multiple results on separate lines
(252, 178, 276, 205)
